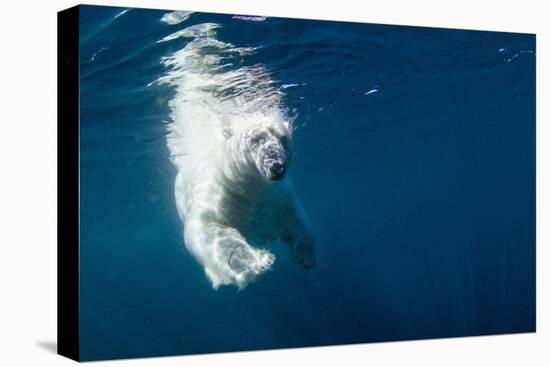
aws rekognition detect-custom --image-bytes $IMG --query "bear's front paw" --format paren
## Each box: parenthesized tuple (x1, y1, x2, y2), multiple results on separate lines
(292, 234, 316, 270)
(224, 244, 275, 288)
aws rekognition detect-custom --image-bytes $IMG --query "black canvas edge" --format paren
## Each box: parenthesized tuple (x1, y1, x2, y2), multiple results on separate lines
(58, 5, 80, 362)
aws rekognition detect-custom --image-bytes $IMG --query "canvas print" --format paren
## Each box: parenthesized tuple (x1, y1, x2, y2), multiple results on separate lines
(57, 4, 536, 361)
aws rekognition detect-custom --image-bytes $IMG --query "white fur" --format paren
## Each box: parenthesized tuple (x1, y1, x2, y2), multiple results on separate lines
(156, 23, 315, 289)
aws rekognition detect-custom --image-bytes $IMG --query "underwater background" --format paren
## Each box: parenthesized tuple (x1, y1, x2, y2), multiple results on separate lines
(78, 5, 536, 361)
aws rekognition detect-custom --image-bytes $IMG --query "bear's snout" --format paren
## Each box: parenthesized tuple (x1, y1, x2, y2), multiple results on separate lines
(261, 150, 287, 181)
(268, 161, 286, 181)
(259, 145, 288, 182)
(247, 126, 292, 182)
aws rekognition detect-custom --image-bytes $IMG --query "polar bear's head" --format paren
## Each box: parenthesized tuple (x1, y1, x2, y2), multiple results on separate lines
(237, 122, 292, 182)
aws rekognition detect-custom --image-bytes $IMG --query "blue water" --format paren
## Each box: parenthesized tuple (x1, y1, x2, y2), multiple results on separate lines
(78, 5, 536, 361)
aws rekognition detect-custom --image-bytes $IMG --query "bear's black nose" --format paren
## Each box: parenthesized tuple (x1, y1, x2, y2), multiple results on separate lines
(269, 162, 286, 181)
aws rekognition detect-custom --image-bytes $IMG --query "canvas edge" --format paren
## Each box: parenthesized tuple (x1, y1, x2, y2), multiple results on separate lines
(57, 4, 81, 362)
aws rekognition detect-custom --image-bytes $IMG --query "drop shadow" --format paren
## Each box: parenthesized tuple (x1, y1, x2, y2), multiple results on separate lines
(36, 340, 57, 354)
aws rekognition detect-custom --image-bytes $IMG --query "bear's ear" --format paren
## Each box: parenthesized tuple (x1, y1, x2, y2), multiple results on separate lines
(222, 127, 234, 139)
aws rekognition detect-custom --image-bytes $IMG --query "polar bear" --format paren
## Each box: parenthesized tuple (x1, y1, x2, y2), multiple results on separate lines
(175, 112, 315, 289)
(156, 23, 315, 289)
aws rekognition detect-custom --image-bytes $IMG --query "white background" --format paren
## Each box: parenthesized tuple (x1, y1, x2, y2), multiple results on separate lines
(0, 0, 547, 365)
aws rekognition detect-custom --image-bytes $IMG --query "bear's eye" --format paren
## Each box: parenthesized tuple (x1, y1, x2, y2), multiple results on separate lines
(250, 132, 267, 148)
